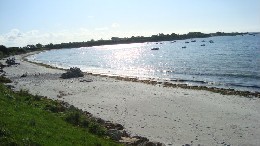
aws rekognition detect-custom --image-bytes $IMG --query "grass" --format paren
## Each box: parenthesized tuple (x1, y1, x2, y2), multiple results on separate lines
(0, 83, 121, 146)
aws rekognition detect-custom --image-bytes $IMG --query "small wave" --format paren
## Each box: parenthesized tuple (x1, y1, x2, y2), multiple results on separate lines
(227, 83, 260, 89)
(153, 69, 260, 80)
(170, 78, 260, 91)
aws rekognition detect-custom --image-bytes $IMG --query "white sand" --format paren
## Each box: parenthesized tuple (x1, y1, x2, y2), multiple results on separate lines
(2, 53, 260, 145)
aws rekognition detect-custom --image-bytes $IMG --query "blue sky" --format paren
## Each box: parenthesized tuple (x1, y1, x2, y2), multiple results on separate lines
(0, 0, 260, 47)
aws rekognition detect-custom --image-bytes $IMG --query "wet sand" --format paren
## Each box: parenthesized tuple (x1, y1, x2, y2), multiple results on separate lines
(2, 53, 260, 145)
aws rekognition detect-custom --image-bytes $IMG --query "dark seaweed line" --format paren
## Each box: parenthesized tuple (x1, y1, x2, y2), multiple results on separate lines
(88, 73, 260, 98)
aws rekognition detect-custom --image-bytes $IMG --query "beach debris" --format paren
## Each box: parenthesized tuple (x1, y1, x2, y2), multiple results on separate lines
(21, 72, 28, 78)
(57, 91, 67, 98)
(60, 67, 84, 79)
(79, 79, 93, 82)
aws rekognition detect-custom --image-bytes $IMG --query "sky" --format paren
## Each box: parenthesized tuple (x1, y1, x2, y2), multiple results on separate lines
(0, 0, 260, 47)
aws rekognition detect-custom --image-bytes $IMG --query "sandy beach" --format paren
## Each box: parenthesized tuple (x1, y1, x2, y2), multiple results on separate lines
(2, 53, 260, 145)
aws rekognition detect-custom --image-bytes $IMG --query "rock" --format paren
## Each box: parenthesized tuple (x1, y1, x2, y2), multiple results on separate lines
(107, 129, 123, 141)
(115, 123, 124, 130)
(96, 118, 105, 124)
(5, 57, 19, 66)
(105, 122, 124, 130)
(120, 137, 139, 144)
(121, 130, 130, 137)
(60, 67, 84, 79)
(21, 73, 27, 77)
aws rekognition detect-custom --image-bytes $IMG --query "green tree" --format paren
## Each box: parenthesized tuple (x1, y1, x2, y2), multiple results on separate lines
(36, 43, 43, 48)
(0, 45, 8, 54)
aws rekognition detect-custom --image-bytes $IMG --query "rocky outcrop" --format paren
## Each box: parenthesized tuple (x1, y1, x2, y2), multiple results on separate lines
(60, 67, 84, 79)
(5, 58, 20, 66)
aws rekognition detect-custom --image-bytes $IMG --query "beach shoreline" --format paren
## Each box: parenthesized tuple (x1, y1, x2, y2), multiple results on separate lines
(25, 51, 260, 98)
(2, 53, 260, 145)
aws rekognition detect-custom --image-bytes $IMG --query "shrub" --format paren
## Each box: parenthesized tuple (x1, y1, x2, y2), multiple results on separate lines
(0, 51, 3, 59)
(89, 122, 106, 136)
(81, 119, 90, 128)
(61, 67, 84, 79)
(44, 104, 65, 113)
(65, 111, 81, 126)
(0, 76, 12, 83)
(17, 89, 30, 96)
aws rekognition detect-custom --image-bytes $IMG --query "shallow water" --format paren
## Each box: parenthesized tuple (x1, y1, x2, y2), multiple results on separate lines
(28, 34, 260, 92)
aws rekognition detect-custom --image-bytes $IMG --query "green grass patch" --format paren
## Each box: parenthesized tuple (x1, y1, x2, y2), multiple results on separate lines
(0, 84, 121, 146)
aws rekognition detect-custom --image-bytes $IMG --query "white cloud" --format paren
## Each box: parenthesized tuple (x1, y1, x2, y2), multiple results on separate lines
(0, 28, 97, 47)
(111, 23, 120, 28)
(0, 27, 154, 47)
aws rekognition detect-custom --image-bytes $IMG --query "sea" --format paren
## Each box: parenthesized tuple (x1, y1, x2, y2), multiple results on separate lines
(28, 34, 260, 92)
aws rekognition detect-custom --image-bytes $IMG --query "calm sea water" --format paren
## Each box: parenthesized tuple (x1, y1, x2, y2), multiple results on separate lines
(28, 34, 260, 92)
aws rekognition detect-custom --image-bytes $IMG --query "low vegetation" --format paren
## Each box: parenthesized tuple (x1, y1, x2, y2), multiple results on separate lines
(0, 83, 121, 146)
(0, 75, 12, 83)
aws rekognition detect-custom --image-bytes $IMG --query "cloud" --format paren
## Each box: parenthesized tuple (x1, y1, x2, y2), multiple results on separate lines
(6, 29, 23, 41)
(111, 23, 120, 28)
(0, 28, 96, 47)
(0, 27, 145, 47)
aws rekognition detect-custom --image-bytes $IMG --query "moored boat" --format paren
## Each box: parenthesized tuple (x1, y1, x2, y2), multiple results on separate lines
(151, 47, 159, 50)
